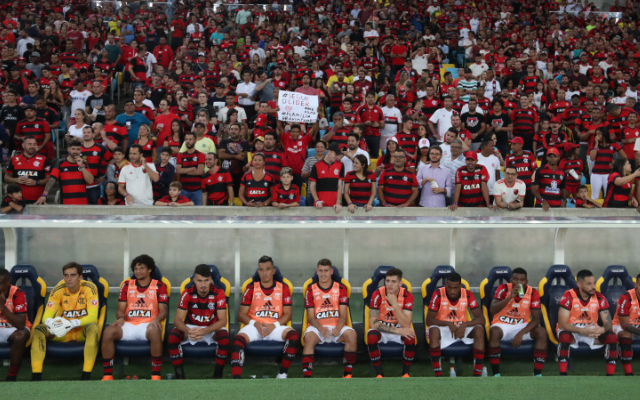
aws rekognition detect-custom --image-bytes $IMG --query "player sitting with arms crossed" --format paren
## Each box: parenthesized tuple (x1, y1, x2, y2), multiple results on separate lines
(612, 273, 640, 376)
(230, 256, 299, 379)
(168, 264, 230, 379)
(0, 268, 30, 381)
(488, 268, 548, 377)
(101, 254, 169, 380)
(427, 272, 486, 377)
(31, 262, 99, 381)
(302, 259, 357, 378)
(367, 268, 416, 378)
(556, 269, 618, 376)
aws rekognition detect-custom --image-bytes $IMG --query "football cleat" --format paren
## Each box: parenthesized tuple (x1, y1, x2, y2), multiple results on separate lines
(401, 373, 410, 378)
(151, 376, 161, 381)
(276, 373, 288, 379)
(342, 374, 352, 379)
(375, 374, 383, 379)
(101, 376, 114, 381)
(494, 374, 501, 378)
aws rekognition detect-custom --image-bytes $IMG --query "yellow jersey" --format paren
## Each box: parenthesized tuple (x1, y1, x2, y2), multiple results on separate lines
(43, 280, 99, 327)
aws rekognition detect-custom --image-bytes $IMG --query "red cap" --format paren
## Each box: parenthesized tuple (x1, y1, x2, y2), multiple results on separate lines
(255, 114, 267, 127)
(464, 151, 478, 160)
(509, 137, 524, 145)
(547, 147, 560, 156)
(564, 142, 579, 152)
(550, 116, 562, 124)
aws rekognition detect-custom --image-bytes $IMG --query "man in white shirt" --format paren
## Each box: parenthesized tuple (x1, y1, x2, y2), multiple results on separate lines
(217, 92, 247, 124)
(118, 144, 159, 205)
(476, 138, 501, 198)
(69, 79, 93, 118)
(340, 132, 370, 173)
(380, 94, 403, 149)
(493, 165, 525, 210)
(236, 70, 258, 125)
(428, 96, 458, 141)
(481, 70, 501, 101)
(412, 47, 429, 73)
(468, 54, 489, 79)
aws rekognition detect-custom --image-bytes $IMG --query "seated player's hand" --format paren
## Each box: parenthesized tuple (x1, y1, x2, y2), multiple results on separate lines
(511, 332, 524, 348)
(262, 323, 276, 337)
(448, 323, 457, 337)
(49, 317, 73, 338)
(112, 317, 125, 327)
(454, 325, 467, 339)
(331, 327, 341, 337)
(321, 327, 332, 340)
(397, 327, 415, 339)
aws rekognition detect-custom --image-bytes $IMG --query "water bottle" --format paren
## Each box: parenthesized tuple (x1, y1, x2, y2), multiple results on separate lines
(449, 367, 457, 377)
(481, 366, 488, 377)
(518, 283, 525, 297)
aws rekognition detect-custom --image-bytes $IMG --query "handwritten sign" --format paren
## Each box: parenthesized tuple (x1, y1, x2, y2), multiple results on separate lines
(277, 91, 318, 123)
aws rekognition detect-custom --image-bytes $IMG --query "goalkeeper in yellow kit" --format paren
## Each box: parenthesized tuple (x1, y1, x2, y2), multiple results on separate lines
(31, 262, 100, 381)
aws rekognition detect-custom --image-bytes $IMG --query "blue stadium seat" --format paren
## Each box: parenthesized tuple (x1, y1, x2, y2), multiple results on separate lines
(421, 265, 473, 357)
(596, 265, 640, 352)
(539, 265, 600, 356)
(240, 266, 294, 356)
(177, 265, 231, 358)
(479, 266, 535, 356)
(114, 267, 172, 357)
(46, 265, 109, 358)
(362, 266, 413, 357)
(0, 265, 47, 359)
(301, 266, 352, 358)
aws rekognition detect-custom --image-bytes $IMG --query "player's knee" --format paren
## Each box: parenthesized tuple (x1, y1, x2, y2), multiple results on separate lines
(215, 329, 230, 345)
(558, 331, 573, 344)
(403, 335, 416, 346)
(367, 330, 381, 345)
(146, 327, 162, 342)
(168, 329, 182, 345)
(84, 323, 99, 336)
(472, 325, 485, 337)
(304, 331, 320, 346)
(618, 330, 632, 339)
(11, 328, 29, 344)
(343, 329, 357, 345)
(489, 326, 502, 341)
(428, 327, 440, 340)
(34, 324, 48, 337)
(285, 329, 299, 342)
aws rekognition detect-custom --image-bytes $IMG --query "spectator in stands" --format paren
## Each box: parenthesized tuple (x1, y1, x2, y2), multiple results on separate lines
(86, 80, 113, 124)
(80, 125, 111, 204)
(428, 96, 457, 142)
(37, 140, 94, 205)
(271, 167, 301, 209)
(116, 99, 151, 143)
(176, 132, 205, 205)
(449, 151, 494, 210)
(344, 154, 376, 212)
(202, 152, 233, 206)
(218, 123, 250, 196)
(69, 79, 92, 119)
(590, 127, 625, 200)
(238, 152, 275, 207)
(493, 166, 526, 211)
(378, 149, 419, 208)
(417, 145, 451, 208)
(4, 136, 50, 204)
(14, 104, 52, 157)
(153, 148, 176, 201)
(532, 148, 567, 210)
(98, 181, 125, 206)
(477, 138, 502, 202)
(1, 183, 26, 214)
(309, 142, 345, 212)
(118, 144, 160, 206)
(155, 181, 195, 207)
(603, 159, 640, 208)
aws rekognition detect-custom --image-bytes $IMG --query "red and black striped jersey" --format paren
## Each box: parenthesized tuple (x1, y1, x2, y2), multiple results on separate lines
(559, 158, 582, 194)
(394, 131, 418, 158)
(477, 97, 491, 113)
(177, 150, 205, 191)
(6, 153, 50, 201)
(178, 73, 198, 90)
(561, 106, 587, 128)
(606, 108, 632, 141)
(240, 171, 276, 203)
(271, 183, 300, 204)
(178, 285, 227, 327)
(592, 143, 622, 174)
(60, 51, 77, 65)
(604, 172, 631, 208)
(260, 149, 287, 181)
(81, 142, 112, 179)
(505, 151, 537, 188)
(202, 69, 220, 90)
(510, 108, 539, 136)
(50, 158, 89, 205)
(455, 165, 489, 207)
(103, 122, 128, 146)
(202, 169, 233, 205)
(328, 127, 351, 150)
(533, 165, 565, 207)
(135, 104, 155, 122)
(14, 118, 51, 148)
(421, 97, 441, 119)
(134, 138, 156, 163)
(309, 159, 345, 206)
(378, 168, 418, 206)
(345, 170, 376, 205)
(548, 100, 571, 116)
(519, 75, 540, 94)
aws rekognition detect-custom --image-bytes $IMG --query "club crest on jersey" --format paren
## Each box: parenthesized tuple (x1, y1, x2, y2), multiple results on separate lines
(63, 309, 88, 318)
(208, 303, 215, 310)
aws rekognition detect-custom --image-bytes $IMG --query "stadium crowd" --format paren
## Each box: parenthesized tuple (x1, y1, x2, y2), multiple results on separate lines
(3, 0, 640, 212)
(1, 257, 639, 380)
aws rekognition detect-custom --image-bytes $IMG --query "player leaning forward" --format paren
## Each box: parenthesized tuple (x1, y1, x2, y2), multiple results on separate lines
(230, 255, 299, 379)
(101, 254, 169, 380)
(302, 259, 357, 378)
(168, 264, 230, 379)
(557, 269, 618, 376)
(31, 262, 100, 381)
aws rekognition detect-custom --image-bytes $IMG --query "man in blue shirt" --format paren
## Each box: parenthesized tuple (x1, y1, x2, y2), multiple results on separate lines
(115, 100, 151, 142)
